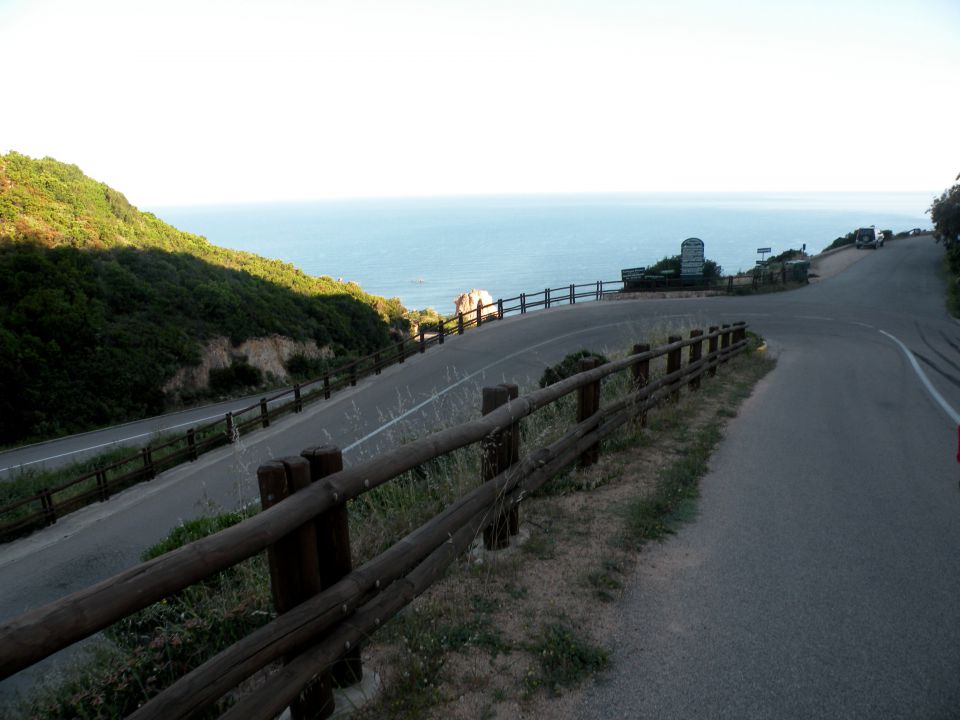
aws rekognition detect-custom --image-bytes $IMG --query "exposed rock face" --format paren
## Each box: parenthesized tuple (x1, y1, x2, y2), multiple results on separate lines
(453, 289, 497, 319)
(163, 335, 332, 395)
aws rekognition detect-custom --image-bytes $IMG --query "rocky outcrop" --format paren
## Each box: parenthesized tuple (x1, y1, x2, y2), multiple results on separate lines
(453, 289, 497, 319)
(163, 335, 332, 395)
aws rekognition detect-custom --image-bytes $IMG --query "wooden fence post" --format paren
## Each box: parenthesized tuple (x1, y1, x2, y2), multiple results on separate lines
(569, 283, 575, 304)
(667, 336, 682, 402)
(720, 324, 731, 363)
(225, 411, 235, 443)
(727, 276, 734, 293)
(632, 343, 650, 427)
(142, 447, 156, 480)
(596, 280, 601, 301)
(260, 398, 270, 428)
(520, 293, 526, 314)
(96, 468, 110, 501)
(419, 329, 426, 353)
(349, 364, 357, 387)
(458, 312, 464, 334)
(39, 489, 56, 526)
(708, 326, 719, 377)
(257, 458, 335, 719)
(545, 287, 551, 309)
(499, 383, 521, 535)
(187, 429, 198, 461)
(689, 329, 704, 391)
(375, 351, 382, 375)
(477, 301, 484, 327)
(577, 358, 601, 467)
(397, 340, 405, 365)
(481, 386, 511, 550)
(323, 374, 332, 398)
(438, 320, 445, 345)
(498, 298, 504, 319)
(294, 384, 302, 412)
(599, 280, 604, 297)
(301, 446, 363, 688)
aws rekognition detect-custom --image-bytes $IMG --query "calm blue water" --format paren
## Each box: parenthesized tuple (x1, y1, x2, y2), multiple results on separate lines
(151, 193, 934, 312)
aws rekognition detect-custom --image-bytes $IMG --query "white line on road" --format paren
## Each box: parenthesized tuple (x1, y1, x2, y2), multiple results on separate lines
(344, 315, 694, 453)
(879, 329, 960, 425)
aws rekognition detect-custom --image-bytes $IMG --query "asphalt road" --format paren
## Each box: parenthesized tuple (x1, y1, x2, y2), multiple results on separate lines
(2, 235, 959, 713)
(580, 237, 960, 718)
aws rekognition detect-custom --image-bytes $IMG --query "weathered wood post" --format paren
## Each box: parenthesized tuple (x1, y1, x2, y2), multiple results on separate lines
(260, 398, 270, 428)
(727, 276, 734, 293)
(520, 293, 526, 314)
(419, 329, 426, 353)
(497, 298, 504, 319)
(596, 280, 601, 301)
(545, 287, 551, 309)
(225, 411, 235, 443)
(301, 446, 363, 688)
(632, 343, 650, 427)
(477, 301, 484, 327)
(689, 329, 704, 391)
(720, 323, 731, 363)
(599, 280, 604, 297)
(499, 383, 521, 535)
(708, 325, 719, 377)
(142, 447, 156, 480)
(569, 283, 575, 304)
(481, 386, 511, 550)
(396, 340, 405, 365)
(374, 351, 382, 375)
(577, 357, 601, 467)
(257, 458, 335, 719)
(667, 335, 682, 402)
(96, 468, 109, 501)
(349, 363, 358, 387)
(438, 319, 445, 345)
(323, 374, 332, 398)
(733, 321, 747, 344)
(294, 384, 303, 413)
(40, 489, 56, 525)
(458, 312, 464, 334)
(186, 429, 198, 461)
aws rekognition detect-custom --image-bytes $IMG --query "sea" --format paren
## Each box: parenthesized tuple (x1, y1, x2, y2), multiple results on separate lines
(151, 192, 935, 313)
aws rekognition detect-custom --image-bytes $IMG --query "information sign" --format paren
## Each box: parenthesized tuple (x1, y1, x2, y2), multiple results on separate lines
(680, 237, 705, 277)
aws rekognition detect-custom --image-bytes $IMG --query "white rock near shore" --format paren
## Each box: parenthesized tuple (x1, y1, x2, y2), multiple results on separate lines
(453, 289, 498, 318)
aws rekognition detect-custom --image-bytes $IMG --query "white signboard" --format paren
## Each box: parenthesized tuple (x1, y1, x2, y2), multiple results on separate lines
(680, 237, 705, 277)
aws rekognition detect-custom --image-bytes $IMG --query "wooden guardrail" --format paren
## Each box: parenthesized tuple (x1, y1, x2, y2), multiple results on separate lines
(0, 323, 749, 718)
(0, 278, 631, 541)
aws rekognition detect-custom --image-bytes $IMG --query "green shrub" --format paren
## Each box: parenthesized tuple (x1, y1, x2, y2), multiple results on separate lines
(539, 350, 609, 388)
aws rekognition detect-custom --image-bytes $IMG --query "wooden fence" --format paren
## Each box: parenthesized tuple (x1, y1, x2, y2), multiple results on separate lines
(0, 323, 749, 719)
(0, 278, 631, 542)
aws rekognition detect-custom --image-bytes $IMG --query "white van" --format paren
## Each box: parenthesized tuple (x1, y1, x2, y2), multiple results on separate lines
(854, 226, 883, 249)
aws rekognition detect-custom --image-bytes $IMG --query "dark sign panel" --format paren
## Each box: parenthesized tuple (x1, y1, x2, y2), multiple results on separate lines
(757, 247, 772, 254)
(680, 237, 705, 277)
(621, 267, 646, 282)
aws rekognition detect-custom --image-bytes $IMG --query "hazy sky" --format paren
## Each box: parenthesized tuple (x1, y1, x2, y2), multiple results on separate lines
(2, 0, 958, 205)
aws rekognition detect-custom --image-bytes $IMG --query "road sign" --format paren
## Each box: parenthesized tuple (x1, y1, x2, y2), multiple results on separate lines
(681, 237, 705, 277)
(621, 267, 646, 283)
(757, 247, 772, 254)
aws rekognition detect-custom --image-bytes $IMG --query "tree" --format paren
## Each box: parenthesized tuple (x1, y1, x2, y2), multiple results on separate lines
(930, 174, 960, 277)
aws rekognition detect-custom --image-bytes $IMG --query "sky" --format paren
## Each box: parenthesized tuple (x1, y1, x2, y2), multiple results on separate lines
(1, 0, 958, 206)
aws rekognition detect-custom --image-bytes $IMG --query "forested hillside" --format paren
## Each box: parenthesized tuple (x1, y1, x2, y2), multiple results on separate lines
(0, 152, 408, 445)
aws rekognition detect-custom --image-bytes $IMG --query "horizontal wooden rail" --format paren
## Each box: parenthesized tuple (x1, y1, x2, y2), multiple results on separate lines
(135, 336, 748, 720)
(0, 325, 746, 677)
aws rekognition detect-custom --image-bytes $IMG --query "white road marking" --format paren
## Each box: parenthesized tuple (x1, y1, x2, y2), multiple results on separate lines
(879, 329, 960, 425)
(344, 315, 695, 452)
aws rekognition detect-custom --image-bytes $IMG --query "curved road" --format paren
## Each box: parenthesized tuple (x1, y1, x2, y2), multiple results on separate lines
(2, 236, 959, 714)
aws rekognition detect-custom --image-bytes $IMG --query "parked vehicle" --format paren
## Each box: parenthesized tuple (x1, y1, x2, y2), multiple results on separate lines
(854, 226, 883, 249)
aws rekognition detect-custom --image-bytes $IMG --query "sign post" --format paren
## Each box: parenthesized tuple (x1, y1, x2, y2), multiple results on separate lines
(757, 247, 771, 263)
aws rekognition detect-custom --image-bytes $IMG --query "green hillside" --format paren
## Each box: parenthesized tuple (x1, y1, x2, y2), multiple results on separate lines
(0, 151, 408, 445)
